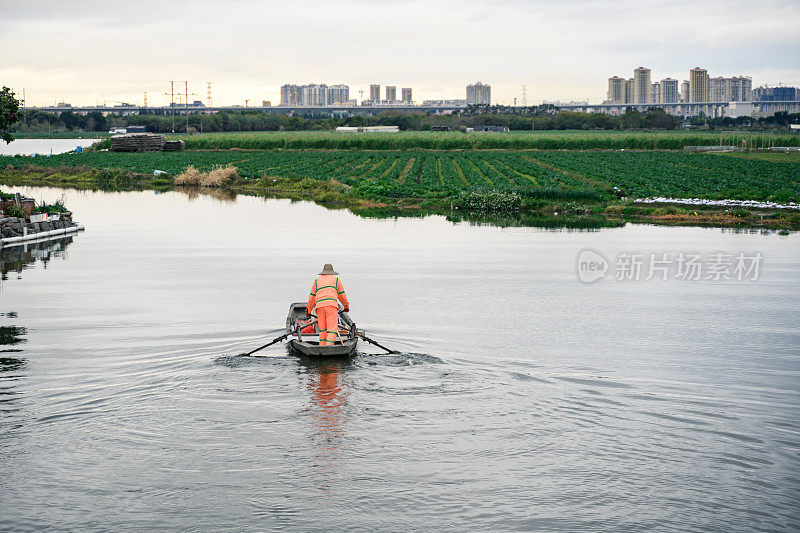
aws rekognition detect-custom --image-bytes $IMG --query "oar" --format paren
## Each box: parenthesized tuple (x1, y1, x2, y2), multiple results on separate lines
(243, 318, 319, 356)
(357, 331, 399, 354)
(242, 332, 290, 356)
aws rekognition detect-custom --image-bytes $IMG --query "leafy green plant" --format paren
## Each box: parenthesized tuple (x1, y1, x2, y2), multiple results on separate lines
(37, 195, 68, 213)
(3, 205, 27, 218)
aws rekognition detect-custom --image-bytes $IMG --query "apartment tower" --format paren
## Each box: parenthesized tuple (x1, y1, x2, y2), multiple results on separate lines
(660, 78, 679, 103)
(680, 80, 690, 102)
(369, 84, 381, 103)
(651, 83, 661, 105)
(385, 86, 397, 102)
(689, 68, 709, 103)
(607, 76, 625, 103)
(633, 67, 651, 104)
(401, 87, 412, 103)
(624, 79, 634, 104)
(466, 82, 491, 105)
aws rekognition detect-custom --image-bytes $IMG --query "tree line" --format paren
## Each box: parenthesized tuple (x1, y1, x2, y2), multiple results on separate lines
(7, 98, 800, 135)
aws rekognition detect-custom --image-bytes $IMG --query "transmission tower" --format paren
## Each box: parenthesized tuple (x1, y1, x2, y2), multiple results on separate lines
(207, 82, 213, 107)
(522, 85, 527, 107)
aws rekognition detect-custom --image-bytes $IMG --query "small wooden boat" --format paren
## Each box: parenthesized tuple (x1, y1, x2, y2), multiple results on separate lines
(285, 302, 358, 357)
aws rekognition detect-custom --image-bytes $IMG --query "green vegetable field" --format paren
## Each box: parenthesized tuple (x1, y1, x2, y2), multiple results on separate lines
(2, 150, 798, 202)
(166, 131, 800, 151)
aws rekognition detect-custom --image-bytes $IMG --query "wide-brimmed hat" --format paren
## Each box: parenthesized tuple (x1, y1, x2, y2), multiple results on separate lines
(318, 263, 339, 275)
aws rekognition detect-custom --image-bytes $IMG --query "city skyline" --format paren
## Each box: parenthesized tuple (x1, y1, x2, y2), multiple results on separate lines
(2, 0, 799, 107)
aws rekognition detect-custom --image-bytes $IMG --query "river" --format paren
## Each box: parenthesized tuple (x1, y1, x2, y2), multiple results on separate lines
(0, 138, 101, 156)
(1, 185, 799, 531)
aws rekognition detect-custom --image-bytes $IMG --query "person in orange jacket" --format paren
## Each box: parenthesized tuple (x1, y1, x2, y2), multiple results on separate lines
(307, 264, 350, 346)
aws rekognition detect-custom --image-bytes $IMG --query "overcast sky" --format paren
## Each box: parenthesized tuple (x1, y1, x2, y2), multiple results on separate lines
(3, 0, 799, 106)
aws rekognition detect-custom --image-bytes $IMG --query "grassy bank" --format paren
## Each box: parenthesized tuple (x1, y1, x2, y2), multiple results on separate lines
(3, 165, 797, 230)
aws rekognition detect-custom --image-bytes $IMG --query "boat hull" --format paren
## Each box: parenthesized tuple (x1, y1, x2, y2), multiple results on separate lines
(288, 338, 358, 357)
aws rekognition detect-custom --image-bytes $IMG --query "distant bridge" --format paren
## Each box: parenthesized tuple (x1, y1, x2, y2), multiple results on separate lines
(19, 101, 800, 118)
(19, 104, 469, 116)
(553, 101, 800, 118)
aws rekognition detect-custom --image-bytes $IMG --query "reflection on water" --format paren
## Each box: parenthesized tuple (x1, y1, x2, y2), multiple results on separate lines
(1, 237, 74, 284)
(0, 325, 26, 348)
(174, 186, 238, 203)
(0, 314, 26, 428)
(445, 212, 625, 229)
(302, 358, 351, 492)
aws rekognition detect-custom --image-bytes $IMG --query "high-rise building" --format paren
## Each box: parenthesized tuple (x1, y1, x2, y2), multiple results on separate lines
(466, 82, 491, 105)
(401, 87, 412, 103)
(633, 67, 651, 104)
(753, 85, 798, 101)
(607, 76, 625, 103)
(280, 83, 350, 106)
(729, 77, 752, 101)
(710, 76, 753, 102)
(689, 67, 709, 103)
(302, 84, 328, 106)
(660, 78, 679, 103)
(280, 84, 303, 106)
(710, 77, 727, 102)
(680, 80, 690, 103)
(624, 79, 634, 104)
(369, 84, 381, 102)
(385, 86, 396, 102)
(328, 84, 349, 105)
(651, 83, 661, 105)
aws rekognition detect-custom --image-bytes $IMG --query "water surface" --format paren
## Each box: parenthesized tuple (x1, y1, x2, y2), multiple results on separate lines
(1, 186, 799, 531)
(0, 138, 101, 156)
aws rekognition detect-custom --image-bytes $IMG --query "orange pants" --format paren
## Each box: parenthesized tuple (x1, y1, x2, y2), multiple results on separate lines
(317, 307, 339, 346)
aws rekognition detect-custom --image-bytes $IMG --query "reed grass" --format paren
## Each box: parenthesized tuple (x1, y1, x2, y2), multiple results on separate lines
(202, 165, 239, 187)
(174, 165, 203, 186)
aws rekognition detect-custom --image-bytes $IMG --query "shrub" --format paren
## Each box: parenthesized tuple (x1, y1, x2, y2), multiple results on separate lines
(95, 167, 144, 187)
(651, 205, 686, 216)
(453, 190, 523, 212)
(202, 165, 239, 187)
(316, 191, 349, 204)
(174, 165, 203, 186)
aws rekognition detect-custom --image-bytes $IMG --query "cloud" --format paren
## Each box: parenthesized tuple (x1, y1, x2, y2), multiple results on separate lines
(2, 0, 799, 105)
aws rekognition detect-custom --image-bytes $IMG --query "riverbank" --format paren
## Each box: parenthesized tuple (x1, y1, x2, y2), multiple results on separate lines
(0, 188, 83, 245)
(1, 163, 797, 231)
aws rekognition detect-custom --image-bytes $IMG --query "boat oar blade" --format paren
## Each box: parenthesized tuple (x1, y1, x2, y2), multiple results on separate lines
(243, 333, 289, 356)
(358, 333, 399, 354)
